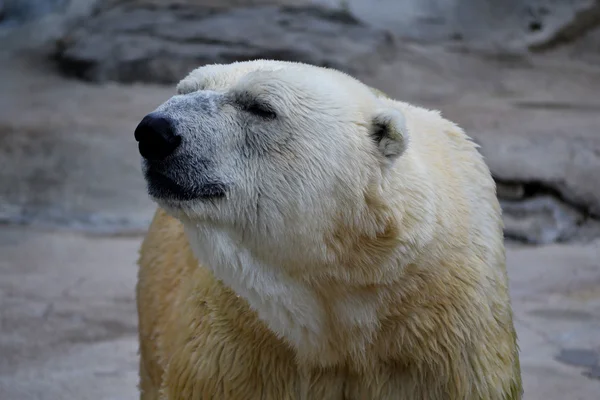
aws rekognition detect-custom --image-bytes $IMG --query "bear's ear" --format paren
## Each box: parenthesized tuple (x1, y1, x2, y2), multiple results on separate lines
(370, 108, 410, 161)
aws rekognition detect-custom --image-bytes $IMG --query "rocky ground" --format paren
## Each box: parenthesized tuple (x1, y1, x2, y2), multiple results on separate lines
(0, 0, 599, 399)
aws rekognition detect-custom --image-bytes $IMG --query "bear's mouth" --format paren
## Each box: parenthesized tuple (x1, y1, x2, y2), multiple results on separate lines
(144, 168, 227, 201)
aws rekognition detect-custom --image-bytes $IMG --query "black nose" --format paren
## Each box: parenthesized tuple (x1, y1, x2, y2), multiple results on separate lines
(134, 113, 181, 161)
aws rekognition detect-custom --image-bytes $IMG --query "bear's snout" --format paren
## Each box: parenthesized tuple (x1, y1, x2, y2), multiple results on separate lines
(135, 113, 181, 161)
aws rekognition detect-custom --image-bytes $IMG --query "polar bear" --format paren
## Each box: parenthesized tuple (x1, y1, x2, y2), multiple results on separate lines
(134, 60, 522, 399)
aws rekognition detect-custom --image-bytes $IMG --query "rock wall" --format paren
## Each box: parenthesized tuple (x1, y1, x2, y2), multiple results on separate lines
(0, 0, 69, 26)
(53, 2, 396, 84)
(4, 0, 599, 50)
(336, 0, 600, 50)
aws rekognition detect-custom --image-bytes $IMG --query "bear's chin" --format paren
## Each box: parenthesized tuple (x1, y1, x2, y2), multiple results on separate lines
(144, 168, 227, 202)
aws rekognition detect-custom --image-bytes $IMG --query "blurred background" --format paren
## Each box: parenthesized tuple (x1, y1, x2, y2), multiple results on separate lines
(0, 0, 599, 399)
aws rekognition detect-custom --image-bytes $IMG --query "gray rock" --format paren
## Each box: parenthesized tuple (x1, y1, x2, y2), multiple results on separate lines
(54, 3, 397, 84)
(476, 122, 600, 219)
(0, 0, 68, 26)
(321, 0, 600, 52)
(501, 195, 584, 245)
(527, 0, 600, 51)
(584, 364, 600, 380)
(0, 0, 100, 51)
(0, 54, 162, 235)
(555, 348, 599, 369)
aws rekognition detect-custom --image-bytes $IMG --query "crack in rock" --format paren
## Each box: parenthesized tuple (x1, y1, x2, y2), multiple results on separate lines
(497, 180, 599, 244)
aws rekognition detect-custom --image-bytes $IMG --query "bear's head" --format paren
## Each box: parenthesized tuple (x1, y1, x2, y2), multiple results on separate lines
(134, 61, 437, 360)
(135, 61, 420, 273)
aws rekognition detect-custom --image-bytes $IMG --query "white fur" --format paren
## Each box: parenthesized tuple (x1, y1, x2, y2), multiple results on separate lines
(151, 60, 442, 357)
(184, 223, 326, 351)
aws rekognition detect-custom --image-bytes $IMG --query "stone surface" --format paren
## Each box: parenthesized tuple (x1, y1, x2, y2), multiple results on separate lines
(0, 226, 140, 400)
(0, 53, 164, 234)
(527, 0, 600, 51)
(584, 364, 600, 380)
(0, 0, 68, 26)
(507, 239, 600, 397)
(318, 0, 600, 51)
(54, 3, 396, 84)
(0, 0, 99, 52)
(4, 0, 599, 53)
(120, 0, 316, 7)
(555, 348, 599, 369)
(501, 196, 584, 245)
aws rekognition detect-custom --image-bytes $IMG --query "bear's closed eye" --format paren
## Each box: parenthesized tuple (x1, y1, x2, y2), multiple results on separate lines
(244, 102, 277, 120)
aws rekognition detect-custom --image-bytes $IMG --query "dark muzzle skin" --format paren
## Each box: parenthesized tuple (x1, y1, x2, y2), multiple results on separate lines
(134, 92, 229, 202)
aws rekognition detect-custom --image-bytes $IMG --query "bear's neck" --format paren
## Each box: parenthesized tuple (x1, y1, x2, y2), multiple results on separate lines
(183, 222, 387, 368)
(182, 221, 522, 399)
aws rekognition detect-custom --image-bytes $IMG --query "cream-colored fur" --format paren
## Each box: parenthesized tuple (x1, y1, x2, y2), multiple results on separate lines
(137, 60, 522, 399)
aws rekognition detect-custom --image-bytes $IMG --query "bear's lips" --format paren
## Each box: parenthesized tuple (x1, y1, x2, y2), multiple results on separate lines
(144, 168, 227, 201)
